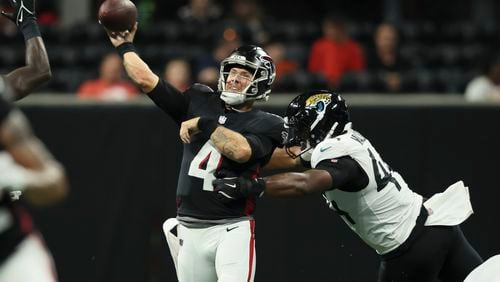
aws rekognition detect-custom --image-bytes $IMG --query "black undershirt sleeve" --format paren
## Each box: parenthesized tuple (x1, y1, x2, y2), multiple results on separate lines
(315, 156, 369, 192)
(245, 133, 274, 161)
(146, 79, 189, 124)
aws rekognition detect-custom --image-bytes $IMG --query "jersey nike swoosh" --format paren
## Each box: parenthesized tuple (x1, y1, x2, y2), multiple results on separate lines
(225, 183, 237, 188)
(320, 146, 332, 152)
(226, 226, 239, 232)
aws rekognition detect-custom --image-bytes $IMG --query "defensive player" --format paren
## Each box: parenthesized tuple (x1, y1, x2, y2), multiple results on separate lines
(105, 24, 284, 281)
(0, 0, 68, 280)
(214, 90, 484, 282)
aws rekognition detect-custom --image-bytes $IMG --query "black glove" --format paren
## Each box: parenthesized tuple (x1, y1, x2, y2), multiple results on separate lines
(1, 0, 39, 41)
(1, 0, 36, 27)
(212, 176, 266, 203)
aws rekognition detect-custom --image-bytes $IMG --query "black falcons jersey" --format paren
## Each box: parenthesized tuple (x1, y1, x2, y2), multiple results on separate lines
(0, 96, 33, 264)
(148, 80, 285, 220)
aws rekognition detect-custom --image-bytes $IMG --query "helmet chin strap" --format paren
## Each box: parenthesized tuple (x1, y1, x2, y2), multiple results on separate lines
(285, 143, 312, 159)
(220, 91, 247, 106)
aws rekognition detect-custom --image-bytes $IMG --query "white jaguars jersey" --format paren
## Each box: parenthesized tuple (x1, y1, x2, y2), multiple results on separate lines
(311, 129, 423, 255)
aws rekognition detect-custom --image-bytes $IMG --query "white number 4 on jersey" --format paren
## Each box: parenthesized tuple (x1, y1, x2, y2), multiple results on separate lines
(188, 141, 222, 191)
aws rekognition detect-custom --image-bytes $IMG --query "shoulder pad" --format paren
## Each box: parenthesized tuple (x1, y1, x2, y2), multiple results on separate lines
(246, 111, 286, 144)
(311, 133, 362, 168)
(262, 112, 285, 124)
(187, 83, 215, 95)
(250, 111, 285, 132)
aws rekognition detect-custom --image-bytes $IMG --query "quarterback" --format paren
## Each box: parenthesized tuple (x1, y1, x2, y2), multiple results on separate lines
(105, 22, 285, 281)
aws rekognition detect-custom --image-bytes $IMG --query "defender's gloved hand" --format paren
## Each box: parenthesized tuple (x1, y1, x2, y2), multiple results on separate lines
(212, 176, 266, 203)
(1, 0, 36, 27)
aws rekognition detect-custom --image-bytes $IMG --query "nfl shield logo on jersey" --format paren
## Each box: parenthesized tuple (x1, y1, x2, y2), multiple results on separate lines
(218, 115, 227, 125)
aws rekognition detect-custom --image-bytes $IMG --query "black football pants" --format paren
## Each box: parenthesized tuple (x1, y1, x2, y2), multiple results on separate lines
(378, 225, 483, 282)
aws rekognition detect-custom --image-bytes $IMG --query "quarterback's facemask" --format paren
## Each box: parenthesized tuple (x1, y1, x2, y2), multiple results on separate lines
(284, 90, 351, 158)
(218, 45, 276, 106)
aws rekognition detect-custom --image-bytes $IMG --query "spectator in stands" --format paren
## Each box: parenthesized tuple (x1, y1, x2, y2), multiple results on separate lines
(163, 58, 192, 92)
(77, 53, 138, 101)
(177, 0, 224, 48)
(177, 0, 223, 25)
(366, 23, 413, 92)
(219, 0, 271, 45)
(465, 56, 500, 102)
(308, 14, 365, 87)
(264, 40, 299, 91)
(37, 0, 58, 25)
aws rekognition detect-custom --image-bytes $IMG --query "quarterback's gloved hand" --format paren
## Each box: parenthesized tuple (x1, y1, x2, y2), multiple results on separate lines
(1, 0, 36, 27)
(212, 177, 266, 203)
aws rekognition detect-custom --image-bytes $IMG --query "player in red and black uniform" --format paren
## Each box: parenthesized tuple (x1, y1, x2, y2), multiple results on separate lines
(0, 1, 68, 280)
(105, 24, 285, 281)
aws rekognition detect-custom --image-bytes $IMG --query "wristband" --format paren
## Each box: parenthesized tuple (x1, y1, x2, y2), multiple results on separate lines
(198, 117, 218, 137)
(252, 178, 266, 197)
(20, 19, 41, 41)
(116, 42, 137, 59)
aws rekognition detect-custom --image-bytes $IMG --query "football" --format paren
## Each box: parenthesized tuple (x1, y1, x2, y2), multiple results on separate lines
(98, 0, 137, 31)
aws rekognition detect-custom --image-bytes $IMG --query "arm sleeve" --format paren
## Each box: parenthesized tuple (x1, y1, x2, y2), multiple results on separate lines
(315, 156, 368, 192)
(146, 79, 190, 124)
(245, 113, 286, 161)
(245, 133, 274, 161)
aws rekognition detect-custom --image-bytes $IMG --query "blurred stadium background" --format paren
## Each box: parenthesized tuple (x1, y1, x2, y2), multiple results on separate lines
(2, 0, 500, 281)
(1, 0, 499, 95)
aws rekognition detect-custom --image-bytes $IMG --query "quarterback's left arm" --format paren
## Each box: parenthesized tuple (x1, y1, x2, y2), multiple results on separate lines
(179, 117, 252, 163)
(210, 126, 252, 163)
